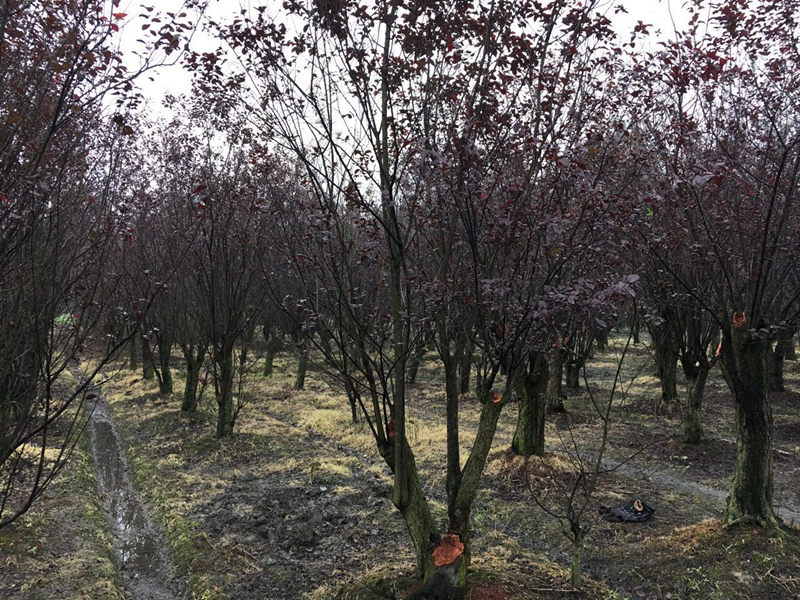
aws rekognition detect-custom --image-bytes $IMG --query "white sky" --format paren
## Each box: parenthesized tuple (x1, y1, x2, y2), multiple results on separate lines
(115, 0, 693, 114)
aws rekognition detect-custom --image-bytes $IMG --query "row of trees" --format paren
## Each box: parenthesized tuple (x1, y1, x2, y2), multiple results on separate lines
(0, 0, 203, 527)
(2, 0, 799, 597)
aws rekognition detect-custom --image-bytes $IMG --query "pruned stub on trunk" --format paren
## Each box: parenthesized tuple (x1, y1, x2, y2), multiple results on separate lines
(433, 533, 464, 568)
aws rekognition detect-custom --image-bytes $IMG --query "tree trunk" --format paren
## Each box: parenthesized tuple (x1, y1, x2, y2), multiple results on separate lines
(659, 349, 679, 411)
(546, 352, 564, 412)
(407, 341, 426, 385)
(141, 334, 155, 380)
(630, 307, 641, 344)
(564, 361, 580, 389)
(429, 389, 504, 599)
(381, 437, 438, 581)
(682, 366, 709, 444)
(157, 335, 173, 395)
(319, 328, 333, 357)
(345, 380, 358, 424)
(294, 338, 309, 390)
(595, 330, 608, 351)
(262, 328, 281, 377)
(511, 353, 548, 456)
(653, 333, 679, 412)
(458, 337, 473, 395)
(719, 325, 776, 527)
(181, 345, 204, 412)
(786, 336, 797, 361)
(769, 336, 791, 392)
(406, 556, 466, 600)
(262, 346, 276, 377)
(215, 347, 235, 438)
(570, 530, 584, 588)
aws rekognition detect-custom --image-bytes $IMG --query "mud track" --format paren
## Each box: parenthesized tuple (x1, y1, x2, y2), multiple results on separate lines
(87, 389, 185, 600)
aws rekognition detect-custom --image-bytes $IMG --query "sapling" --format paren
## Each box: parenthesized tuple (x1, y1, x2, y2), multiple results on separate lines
(527, 327, 639, 588)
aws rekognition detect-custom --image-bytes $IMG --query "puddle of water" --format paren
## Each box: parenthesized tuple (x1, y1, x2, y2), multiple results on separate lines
(88, 398, 183, 600)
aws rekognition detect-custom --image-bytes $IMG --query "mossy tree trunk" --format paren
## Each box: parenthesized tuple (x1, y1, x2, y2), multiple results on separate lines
(786, 335, 797, 360)
(215, 345, 235, 438)
(262, 344, 276, 377)
(629, 304, 641, 344)
(262, 326, 282, 377)
(651, 318, 679, 412)
(769, 334, 791, 392)
(718, 322, 777, 527)
(511, 352, 548, 456)
(404, 362, 505, 599)
(595, 329, 608, 351)
(294, 336, 309, 390)
(570, 528, 585, 588)
(344, 378, 359, 424)
(376, 435, 439, 581)
(546, 351, 565, 413)
(564, 360, 580, 389)
(181, 344, 205, 412)
(448, 389, 505, 537)
(682, 363, 709, 444)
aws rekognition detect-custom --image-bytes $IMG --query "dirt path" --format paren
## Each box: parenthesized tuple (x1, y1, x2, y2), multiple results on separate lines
(599, 453, 800, 525)
(87, 390, 185, 600)
(180, 403, 415, 600)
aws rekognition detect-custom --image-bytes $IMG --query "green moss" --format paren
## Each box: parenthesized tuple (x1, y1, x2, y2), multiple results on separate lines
(330, 570, 417, 600)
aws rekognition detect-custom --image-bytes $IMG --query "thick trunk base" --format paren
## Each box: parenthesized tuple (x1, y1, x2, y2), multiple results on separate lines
(182, 346, 205, 412)
(263, 348, 276, 377)
(720, 328, 777, 527)
(564, 363, 580, 389)
(682, 368, 708, 444)
(182, 374, 200, 412)
(656, 349, 678, 414)
(546, 353, 564, 412)
(406, 557, 466, 600)
(511, 354, 547, 457)
(769, 337, 791, 392)
(216, 351, 235, 438)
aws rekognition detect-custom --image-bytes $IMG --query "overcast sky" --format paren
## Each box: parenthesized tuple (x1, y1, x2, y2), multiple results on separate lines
(116, 0, 694, 114)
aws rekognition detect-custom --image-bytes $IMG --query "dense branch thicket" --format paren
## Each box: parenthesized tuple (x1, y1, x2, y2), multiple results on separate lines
(3, 0, 800, 595)
(0, 0, 203, 528)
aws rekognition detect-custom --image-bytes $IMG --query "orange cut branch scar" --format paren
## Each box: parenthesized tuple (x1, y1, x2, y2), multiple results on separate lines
(432, 533, 464, 568)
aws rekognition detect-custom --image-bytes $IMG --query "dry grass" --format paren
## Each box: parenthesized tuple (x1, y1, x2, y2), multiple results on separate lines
(4, 335, 800, 599)
(0, 435, 122, 600)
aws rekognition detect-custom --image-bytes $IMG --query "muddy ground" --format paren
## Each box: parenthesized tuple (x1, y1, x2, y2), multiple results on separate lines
(2, 338, 800, 600)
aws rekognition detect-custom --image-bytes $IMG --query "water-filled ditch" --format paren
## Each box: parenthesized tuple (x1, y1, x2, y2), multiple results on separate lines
(86, 392, 183, 600)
